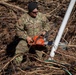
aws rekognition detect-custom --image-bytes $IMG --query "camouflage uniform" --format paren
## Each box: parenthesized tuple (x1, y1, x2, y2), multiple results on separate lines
(15, 12, 50, 64)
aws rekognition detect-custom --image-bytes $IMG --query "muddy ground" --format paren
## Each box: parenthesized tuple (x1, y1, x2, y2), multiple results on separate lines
(0, 0, 76, 75)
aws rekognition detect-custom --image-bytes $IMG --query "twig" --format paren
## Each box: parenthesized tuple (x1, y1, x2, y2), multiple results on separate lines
(0, 50, 5, 53)
(53, 15, 63, 20)
(0, 1, 27, 13)
(56, 51, 76, 61)
(67, 44, 76, 47)
(17, 67, 27, 74)
(63, 28, 69, 39)
(46, 4, 61, 17)
(30, 56, 66, 68)
(1, 54, 20, 70)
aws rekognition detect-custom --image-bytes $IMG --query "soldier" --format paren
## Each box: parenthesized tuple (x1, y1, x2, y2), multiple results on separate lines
(14, 2, 50, 66)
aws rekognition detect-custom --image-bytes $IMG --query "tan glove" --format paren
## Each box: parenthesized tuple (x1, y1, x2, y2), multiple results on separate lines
(40, 31, 46, 36)
(26, 36, 33, 45)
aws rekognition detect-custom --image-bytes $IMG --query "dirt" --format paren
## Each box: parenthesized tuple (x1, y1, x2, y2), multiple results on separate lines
(0, 0, 76, 75)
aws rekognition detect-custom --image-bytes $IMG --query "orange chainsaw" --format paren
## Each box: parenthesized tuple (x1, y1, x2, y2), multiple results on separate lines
(32, 35, 68, 50)
(28, 34, 53, 46)
(28, 33, 67, 50)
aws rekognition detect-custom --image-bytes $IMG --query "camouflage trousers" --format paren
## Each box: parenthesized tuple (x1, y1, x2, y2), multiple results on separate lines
(14, 40, 43, 65)
(14, 40, 29, 65)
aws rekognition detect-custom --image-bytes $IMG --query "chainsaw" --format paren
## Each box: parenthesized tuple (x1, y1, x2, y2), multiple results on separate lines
(28, 33, 67, 50)
(28, 34, 53, 46)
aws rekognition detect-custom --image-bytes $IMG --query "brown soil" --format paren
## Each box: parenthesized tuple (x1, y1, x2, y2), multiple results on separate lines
(0, 0, 76, 75)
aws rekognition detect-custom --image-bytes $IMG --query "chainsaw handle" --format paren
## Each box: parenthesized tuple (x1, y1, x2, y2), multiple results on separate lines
(28, 40, 35, 46)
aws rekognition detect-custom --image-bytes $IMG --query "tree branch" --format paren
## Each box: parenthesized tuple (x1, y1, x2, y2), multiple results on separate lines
(0, 1, 27, 13)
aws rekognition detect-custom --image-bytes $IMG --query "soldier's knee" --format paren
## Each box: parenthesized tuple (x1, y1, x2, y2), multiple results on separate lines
(14, 55, 23, 65)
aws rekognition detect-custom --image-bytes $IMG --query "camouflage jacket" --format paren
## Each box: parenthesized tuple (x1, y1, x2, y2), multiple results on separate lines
(16, 12, 50, 40)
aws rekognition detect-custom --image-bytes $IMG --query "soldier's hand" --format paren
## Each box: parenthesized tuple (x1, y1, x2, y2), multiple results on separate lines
(41, 31, 46, 36)
(26, 36, 33, 45)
